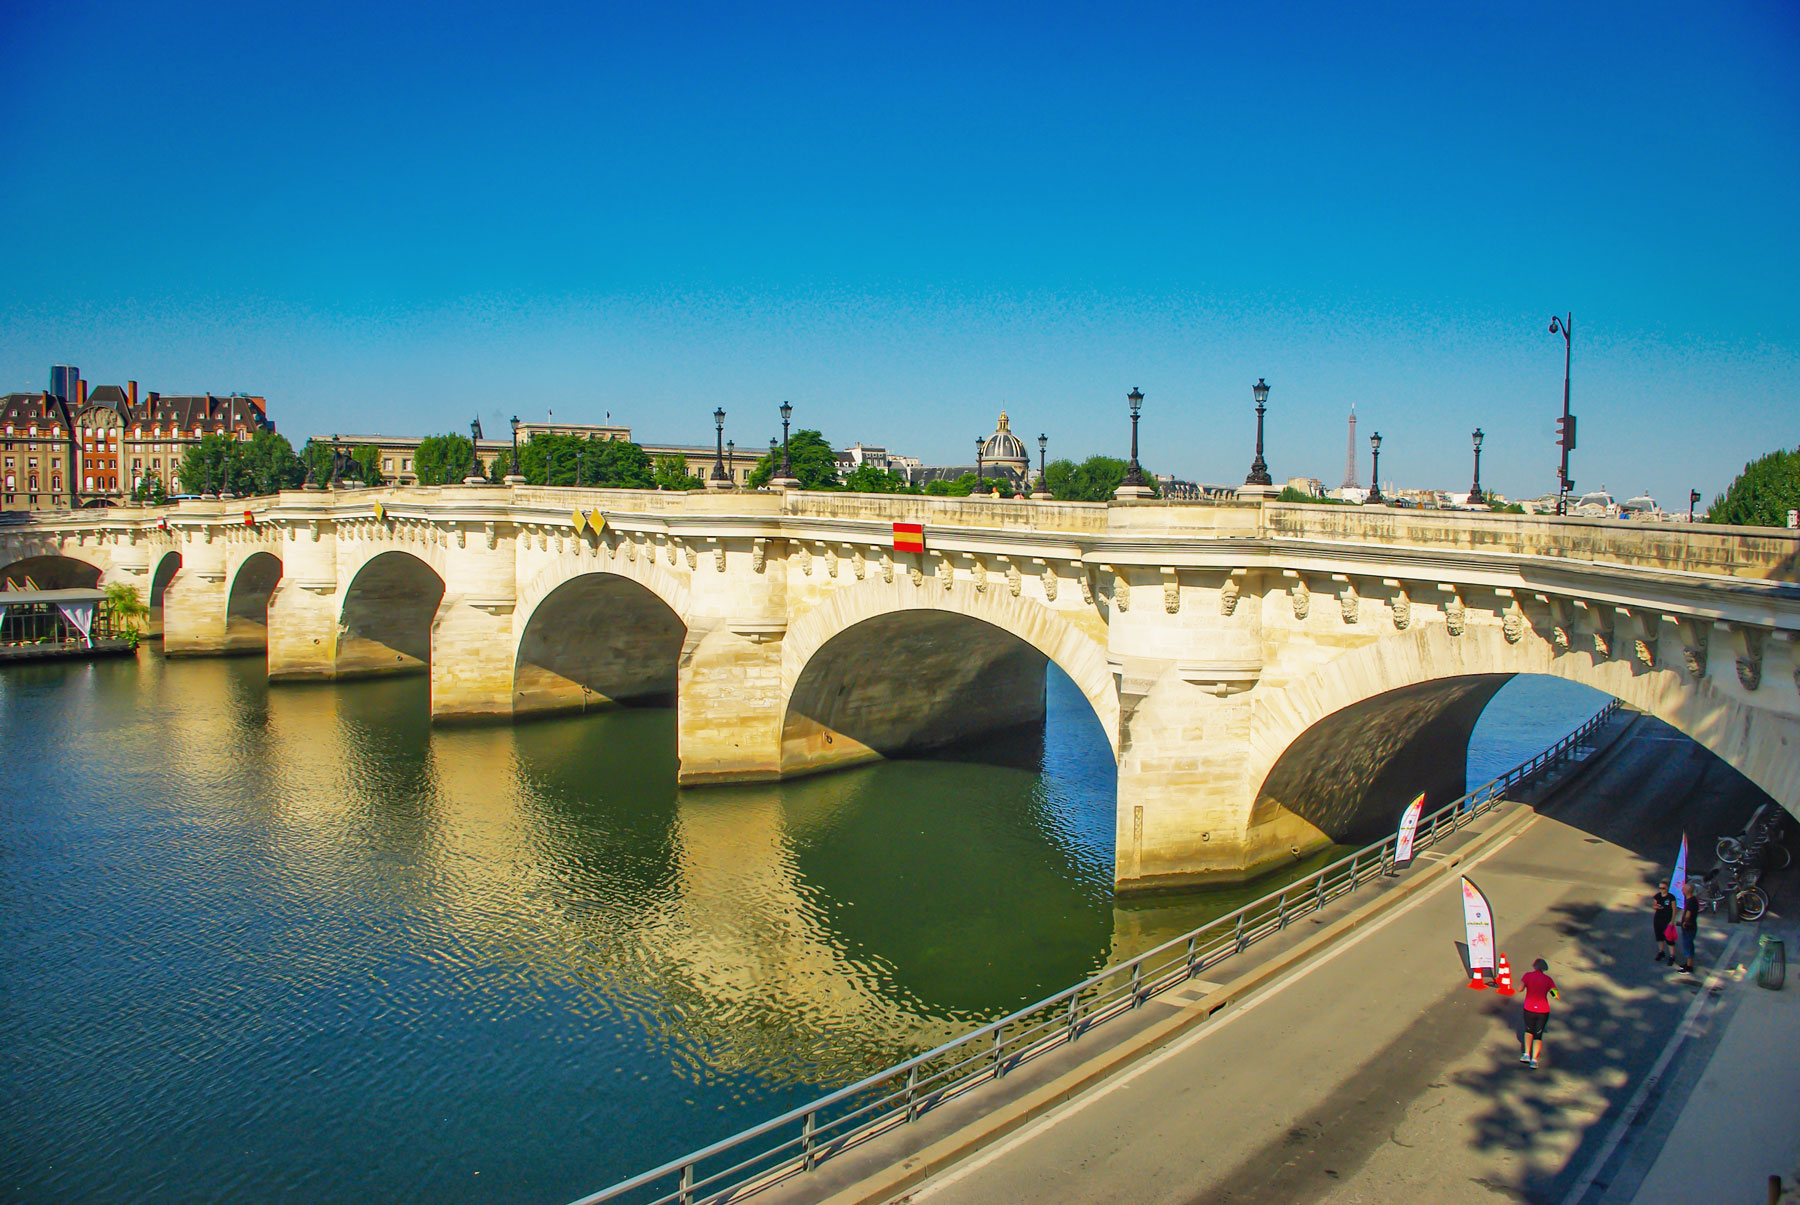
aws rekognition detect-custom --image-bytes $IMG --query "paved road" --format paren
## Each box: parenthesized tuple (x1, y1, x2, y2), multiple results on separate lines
(892, 717, 1782, 1205)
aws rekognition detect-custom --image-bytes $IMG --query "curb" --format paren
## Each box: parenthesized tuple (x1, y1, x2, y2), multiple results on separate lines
(822, 710, 1644, 1205)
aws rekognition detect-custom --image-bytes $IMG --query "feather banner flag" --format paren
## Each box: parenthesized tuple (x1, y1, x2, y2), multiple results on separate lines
(1461, 877, 1497, 972)
(1670, 833, 1689, 909)
(1395, 793, 1426, 864)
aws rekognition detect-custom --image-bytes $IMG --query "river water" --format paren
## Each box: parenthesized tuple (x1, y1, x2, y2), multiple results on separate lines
(0, 652, 1603, 1202)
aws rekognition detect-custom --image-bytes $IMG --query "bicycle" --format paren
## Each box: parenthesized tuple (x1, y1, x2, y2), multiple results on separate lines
(1690, 867, 1768, 922)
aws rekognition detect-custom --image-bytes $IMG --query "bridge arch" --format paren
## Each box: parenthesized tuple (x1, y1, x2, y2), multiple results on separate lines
(511, 568, 688, 716)
(1, 553, 103, 590)
(148, 550, 182, 609)
(225, 551, 283, 650)
(336, 550, 445, 677)
(1245, 622, 1799, 853)
(779, 578, 1119, 778)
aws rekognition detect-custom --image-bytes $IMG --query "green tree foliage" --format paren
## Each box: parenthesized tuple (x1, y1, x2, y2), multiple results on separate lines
(1041, 455, 1155, 501)
(1707, 446, 1800, 528)
(131, 472, 169, 505)
(841, 463, 910, 494)
(104, 581, 149, 633)
(1276, 485, 1351, 505)
(300, 440, 385, 486)
(652, 454, 704, 491)
(1488, 501, 1526, 514)
(745, 430, 841, 489)
(519, 433, 656, 487)
(414, 433, 478, 485)
(177, 433, 299, 495)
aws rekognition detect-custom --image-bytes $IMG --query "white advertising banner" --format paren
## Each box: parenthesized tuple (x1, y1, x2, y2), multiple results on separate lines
(1461, 877, 1496, 972)
(1395, 793, 1426, 864)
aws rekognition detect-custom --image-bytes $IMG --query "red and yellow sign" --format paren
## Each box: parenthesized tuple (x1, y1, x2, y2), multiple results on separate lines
(892, 522, 925, 554)
(242, 510, 256, 527)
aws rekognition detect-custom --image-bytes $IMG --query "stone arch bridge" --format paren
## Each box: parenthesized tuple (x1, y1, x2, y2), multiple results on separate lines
(5, 487, 1797, 893)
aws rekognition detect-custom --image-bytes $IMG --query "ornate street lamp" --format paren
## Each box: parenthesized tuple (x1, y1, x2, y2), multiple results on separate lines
(1123, 387, 1145, 488)
(1470, 428, 1485, 503)
(779, 401, 794, 478)
(1037, 433, 1048, 494)
(1368, 431, 1384, 504)
(1245, 378, 1273, 486)
(726, 438, 735, 485)
(709, 407, 730, 487)
(1549, 313, 1574, 513)
(509, 414, 521, 477)
(973, 435, 988, 494)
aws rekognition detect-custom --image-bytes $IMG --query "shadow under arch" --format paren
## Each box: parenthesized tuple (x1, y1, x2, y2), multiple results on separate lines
(512, 571, 688, 717)
(149, 550, 182, 609)
(1, 554, 102, 590)
(780, 606, 1113, 779)
(225, 551, 283, 651)
(336, 550, 445, 678)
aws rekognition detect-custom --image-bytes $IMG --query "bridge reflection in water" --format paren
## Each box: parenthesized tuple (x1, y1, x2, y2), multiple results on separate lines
(1, 649, 1599, 1202)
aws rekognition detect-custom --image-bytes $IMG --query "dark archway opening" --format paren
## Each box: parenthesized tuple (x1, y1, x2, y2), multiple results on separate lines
(513, 574, 686, 716)
(783, 610, 1073, 777)
(225, 552, 283, 651)
(1, 556, 102, 591)
(337, 552, 445, 678)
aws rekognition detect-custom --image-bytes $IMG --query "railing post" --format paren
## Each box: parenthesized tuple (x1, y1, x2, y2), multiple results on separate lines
(1066, 991, 1080, 1041)
(992, 1027, 1005, 1079)
(1234, 910, 1247, 953)
(679, 1163, 694, 1205)
(1314, 871, 1327, 911)
(802, 1110, 818, 1171)
(1186, 933, 1198, 976)
(905, 1066, 919, 1122)
(1276, 894, 1289, 929)
(1130, 960, 1142, 1006)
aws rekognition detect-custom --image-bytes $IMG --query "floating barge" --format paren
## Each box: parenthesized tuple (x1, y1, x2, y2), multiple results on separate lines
(0, 588, 138, 663)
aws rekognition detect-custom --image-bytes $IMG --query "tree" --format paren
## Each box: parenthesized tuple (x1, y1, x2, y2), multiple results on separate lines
(132, 472, 169, 505)
(923, 474, 979, 497)
(104, 581, 149, 634)
(842, 463, 910, 494)
(586, 439, 654, 488)
(237, 430, 307, 496)
(1041, 455, 1156, 501)
(1707, 446, 1800, 528)
(177, 433, 240, 495)
(300, 440, 385, 486)
(745, 430, 841, 489)
(653, 454, 704, 491)
(414, 433, 478, 485)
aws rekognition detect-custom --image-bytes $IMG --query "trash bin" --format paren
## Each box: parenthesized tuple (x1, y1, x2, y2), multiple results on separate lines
(1756, 935, 1785, 991)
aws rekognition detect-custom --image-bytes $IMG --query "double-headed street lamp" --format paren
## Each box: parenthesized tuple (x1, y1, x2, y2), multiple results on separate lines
(1470, 428, 1484, 503)
(1368, 431, 1384, 503)
(1245, 378, 1273, 486)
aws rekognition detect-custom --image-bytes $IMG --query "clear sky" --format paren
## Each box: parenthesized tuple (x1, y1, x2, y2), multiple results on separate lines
(2, 1, 1796, 506)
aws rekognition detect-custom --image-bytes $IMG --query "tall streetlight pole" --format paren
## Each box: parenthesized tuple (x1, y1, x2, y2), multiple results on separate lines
(1034, 433, 1050, 500)
(1245, 378, 1273, 486)
(1368, 432, 1384, 504)
(709, 407, 730, 488)
(973, 436, 988, 495)
(509, 414, 521, 478)
(770, 401, 799, 488)
(1549, 313, 1575, 514)
(1124, 387, 1145, 488)
(726, 438, 734, 486)
(1470, 428, 1484, 503)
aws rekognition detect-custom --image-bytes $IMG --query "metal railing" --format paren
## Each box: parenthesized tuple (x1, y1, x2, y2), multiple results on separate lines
(571, 700, 1622, 1205)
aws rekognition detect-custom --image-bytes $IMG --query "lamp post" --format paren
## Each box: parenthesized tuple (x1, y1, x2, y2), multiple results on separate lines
(1549, 313, 1574, 514)
(1245, 378, 1273, 486)
(973, 436, 988, 495)
(726, 438, 735, 486)
(1689, 488, 1701, 522)
(509, 414, 521, 479)
(1124, 387, 1145, 487)
(708, 407, 731, 488)
(1470, 428, 1484, 504)
(1034, 433, 1050, 499)
(1368, 432, 1384, 503)
(772, 401, 799, 488)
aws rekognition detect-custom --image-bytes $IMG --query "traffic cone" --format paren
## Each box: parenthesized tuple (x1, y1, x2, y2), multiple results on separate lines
(1495, 954, 1516, 996)
(1468, 965, 1488, 990)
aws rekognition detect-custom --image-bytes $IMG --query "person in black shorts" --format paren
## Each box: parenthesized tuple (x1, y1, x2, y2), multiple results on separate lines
(1651, 880, 1677, 963)
(1518, 958, 1558, 1068)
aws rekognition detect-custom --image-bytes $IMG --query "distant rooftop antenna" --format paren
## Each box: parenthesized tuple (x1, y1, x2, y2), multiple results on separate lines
(1342, 404, 1359, 489)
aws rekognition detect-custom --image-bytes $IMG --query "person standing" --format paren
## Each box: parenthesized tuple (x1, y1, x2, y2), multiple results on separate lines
(1677, 894, 1699, 974)
(1651, 881, 1677, 963)
(1518, 958, 1558, 1068)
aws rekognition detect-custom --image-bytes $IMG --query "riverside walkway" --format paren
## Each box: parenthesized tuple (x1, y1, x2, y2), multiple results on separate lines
(768, 714, 1793, 1205)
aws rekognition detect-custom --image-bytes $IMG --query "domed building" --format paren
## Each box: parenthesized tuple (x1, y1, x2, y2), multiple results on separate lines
(978, 411, 1031, 485)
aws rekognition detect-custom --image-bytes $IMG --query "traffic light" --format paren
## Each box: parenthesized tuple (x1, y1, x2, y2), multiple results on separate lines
(1555, 413, 1577, 453)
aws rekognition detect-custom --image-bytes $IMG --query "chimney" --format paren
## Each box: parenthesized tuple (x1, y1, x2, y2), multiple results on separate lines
(77, 378, 87, 406)
(128, 380, 138, 409)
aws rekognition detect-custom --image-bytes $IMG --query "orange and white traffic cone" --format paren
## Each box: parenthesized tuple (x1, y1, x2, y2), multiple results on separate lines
(1494, 954, 1516, 996)
(1468, 965, 1488, 990)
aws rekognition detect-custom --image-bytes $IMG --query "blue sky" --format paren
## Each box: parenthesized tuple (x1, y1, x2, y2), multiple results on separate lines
(2, 2, 1796, 505)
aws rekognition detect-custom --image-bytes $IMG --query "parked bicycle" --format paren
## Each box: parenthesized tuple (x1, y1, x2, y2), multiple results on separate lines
(1716, 804, 1792, 871)
(1690, 865, 1768, 922)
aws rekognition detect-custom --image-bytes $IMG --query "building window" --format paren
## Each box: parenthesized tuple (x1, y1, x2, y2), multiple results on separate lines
(403, 458, 411, 471)
(384, 458, 393, 472)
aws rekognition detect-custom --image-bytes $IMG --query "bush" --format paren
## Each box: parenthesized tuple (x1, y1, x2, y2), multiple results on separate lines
(1707, 447, 1800, 528)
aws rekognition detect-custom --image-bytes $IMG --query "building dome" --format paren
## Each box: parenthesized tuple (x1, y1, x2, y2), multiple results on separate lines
(980, 411, 1030, 472)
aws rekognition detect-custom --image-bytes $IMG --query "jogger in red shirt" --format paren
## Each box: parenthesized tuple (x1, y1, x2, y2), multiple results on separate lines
(1518, 958, 1558, 1068)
